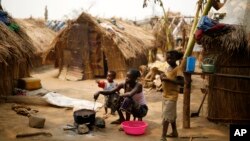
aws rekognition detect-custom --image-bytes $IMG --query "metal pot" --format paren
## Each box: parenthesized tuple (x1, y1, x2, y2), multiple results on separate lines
(201, 58, 215, 73)
(201, 64, 215, 73)
(73, 109, 96, 125)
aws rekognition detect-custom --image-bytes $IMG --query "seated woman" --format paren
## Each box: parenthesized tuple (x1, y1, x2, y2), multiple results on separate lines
(94, 69, 148, 124)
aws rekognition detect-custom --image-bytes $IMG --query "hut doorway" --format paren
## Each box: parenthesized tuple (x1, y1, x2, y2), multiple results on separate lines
(103, 53, 108, 77)
(61, 23, 89, 81)
(89, 31, 107, 78)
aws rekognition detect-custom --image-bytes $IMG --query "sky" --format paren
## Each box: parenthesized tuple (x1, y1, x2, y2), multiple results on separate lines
(1, 0, 198, 20)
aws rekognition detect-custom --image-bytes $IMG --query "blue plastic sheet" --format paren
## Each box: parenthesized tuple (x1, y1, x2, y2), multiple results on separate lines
(197, 16, 217, 31)
(0, 10, 10, 25)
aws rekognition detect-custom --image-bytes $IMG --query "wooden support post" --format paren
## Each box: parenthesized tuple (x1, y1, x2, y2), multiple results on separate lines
(183, 72, 192, 128)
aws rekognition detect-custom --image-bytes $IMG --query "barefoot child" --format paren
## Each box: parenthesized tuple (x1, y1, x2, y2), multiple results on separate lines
(160, 50, 184, 141)
(96, 71, 118, 116)
(94, 69, 148, 124)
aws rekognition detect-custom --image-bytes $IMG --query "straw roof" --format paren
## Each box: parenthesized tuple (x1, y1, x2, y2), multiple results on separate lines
(0, 21, 35, 65)
(200, 25, 250, 55)
(16, 19, 56, 56)
(47, 12, 156, 79)
(73, 12, 155, 59)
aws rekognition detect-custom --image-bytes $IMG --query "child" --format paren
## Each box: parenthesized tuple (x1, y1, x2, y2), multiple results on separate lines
(96, 71, 118, 116)
(160, 50, 184, 141)
(94, 69, 148, 124)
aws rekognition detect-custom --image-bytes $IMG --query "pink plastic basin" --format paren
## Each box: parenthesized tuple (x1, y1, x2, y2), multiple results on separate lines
(121, 121, 148, 135)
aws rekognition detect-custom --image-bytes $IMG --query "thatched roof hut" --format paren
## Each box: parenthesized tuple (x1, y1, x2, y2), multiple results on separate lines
(47, 12, 155, 80)
(16, 18, 56, 66)
(0, 19, 36, 96)
(199, 0, 250, 123)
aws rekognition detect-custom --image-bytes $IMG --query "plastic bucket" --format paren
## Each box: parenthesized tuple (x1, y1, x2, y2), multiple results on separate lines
(186, 56, 196, 72)
(121, 121, 148, 135)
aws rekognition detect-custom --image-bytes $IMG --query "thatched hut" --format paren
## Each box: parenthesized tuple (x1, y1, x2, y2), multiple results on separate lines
(47, 12, 155, 80)
(0, 19, 35, 96)
(199, 0, 250, 123)
(16, 18, 56, 66)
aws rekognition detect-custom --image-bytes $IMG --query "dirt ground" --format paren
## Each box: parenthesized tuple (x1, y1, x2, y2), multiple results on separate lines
(0, 66, 229, 141)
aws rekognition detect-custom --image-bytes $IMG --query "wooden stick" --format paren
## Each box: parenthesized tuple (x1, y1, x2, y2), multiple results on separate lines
(213, 87, 250, 94)
(181, 0, 213, 129)
(183, 72, 192, 128)
(214, 73, 250, 80)
(16, 132, 52, 138)
(180, 136, 208, 139)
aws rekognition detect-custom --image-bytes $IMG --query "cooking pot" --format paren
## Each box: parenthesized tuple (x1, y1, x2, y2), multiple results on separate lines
(201, 58, 215, 73)
(73, 109, 96, 125)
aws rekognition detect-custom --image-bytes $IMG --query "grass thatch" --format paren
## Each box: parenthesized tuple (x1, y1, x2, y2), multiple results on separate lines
(75, 13, 155, 59)
(47, 12, 155, 79)
(0, 19, 36, 96)
(199, 25, 250, 123)
(0, 22, 35, 64)
(200, 25, 249, 58)
(15, 18, 56, 67)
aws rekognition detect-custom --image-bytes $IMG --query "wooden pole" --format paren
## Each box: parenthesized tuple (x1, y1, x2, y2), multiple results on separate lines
(183, 0, 213, 58)
(183, 0, 203, 58)
(183, 72, 192, 128)
(182, 0, 213, 129)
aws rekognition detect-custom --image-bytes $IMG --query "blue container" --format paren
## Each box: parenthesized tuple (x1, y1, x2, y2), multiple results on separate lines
(186, 56, 196, 72)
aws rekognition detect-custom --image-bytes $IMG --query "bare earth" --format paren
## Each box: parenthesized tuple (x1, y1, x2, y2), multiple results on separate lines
(0, 66, 229, 141)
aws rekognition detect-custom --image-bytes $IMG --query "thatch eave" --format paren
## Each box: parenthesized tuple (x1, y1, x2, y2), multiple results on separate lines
(0, 22, 36, 64)
(199, 25, 250, 56)
(49, 12, 155, 61)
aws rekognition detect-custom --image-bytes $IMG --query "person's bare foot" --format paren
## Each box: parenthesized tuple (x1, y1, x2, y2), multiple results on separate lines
(166, 132, 178, 138)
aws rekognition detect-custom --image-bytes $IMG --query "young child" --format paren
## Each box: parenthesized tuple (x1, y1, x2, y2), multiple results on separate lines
(94, 69, 148, 124)
(160, 50, 184, 141)
(96, 71, 118, 117)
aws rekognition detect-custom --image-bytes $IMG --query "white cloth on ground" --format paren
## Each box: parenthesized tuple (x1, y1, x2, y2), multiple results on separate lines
(43, 92, 103, 111)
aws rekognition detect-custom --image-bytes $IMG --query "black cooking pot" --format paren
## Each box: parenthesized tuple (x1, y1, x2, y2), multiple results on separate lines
(73, 109, 96, 125)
